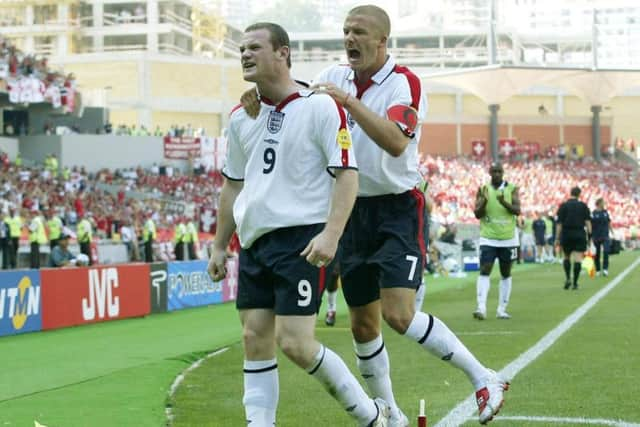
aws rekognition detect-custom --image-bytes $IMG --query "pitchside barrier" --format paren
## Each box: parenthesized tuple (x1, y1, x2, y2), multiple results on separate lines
(0, 257, 239, 338)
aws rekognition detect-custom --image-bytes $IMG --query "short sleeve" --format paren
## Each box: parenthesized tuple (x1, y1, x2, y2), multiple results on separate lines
(386, 68, 427, 138)
(314, 96, 357, 173)
(221, 119, 246, 181)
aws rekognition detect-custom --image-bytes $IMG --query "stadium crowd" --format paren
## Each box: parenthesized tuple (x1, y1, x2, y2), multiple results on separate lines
(421, 154, 639, 241)
(0, 150, 638, 269)
(0, 36, 77, 124)
(0, 154, 224, 268)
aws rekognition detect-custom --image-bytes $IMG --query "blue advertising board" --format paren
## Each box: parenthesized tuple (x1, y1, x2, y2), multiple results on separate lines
(167, 261, 223, 311)
(0, 270, 42, 337)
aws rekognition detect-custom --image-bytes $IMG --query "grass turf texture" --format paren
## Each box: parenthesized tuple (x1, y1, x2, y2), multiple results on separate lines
(1, 251, 638, 426)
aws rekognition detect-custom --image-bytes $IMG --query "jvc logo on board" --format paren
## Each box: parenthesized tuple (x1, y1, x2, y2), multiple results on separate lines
(82, 268, 120, 321)
(0, 276, 40, 330)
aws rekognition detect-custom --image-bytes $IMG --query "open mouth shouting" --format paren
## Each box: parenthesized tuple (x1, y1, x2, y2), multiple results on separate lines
(346, 48, 361, 64)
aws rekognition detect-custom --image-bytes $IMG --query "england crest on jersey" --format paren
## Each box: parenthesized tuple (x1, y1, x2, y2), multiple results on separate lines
(267, 111, 285, 134)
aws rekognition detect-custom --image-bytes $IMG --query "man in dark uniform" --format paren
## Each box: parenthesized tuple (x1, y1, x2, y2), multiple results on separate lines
(532, 211, 546, 263)
(556, 186, 591, 290)
(591, 198, 612, 276)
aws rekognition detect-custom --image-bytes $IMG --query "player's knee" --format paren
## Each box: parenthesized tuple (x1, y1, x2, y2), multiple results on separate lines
(242, 326, 259, 347)
(351, 322, 379, 342)
(275, 333, 308, 367)
(381, 306, 414, 334)
(480, 265, 493, 275)
(242, 327, 271, 358)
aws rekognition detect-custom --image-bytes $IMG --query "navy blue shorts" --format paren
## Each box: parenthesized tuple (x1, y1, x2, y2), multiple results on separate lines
(236, 223, 329, 316)
(323, 257, 341, 293)
(535, 233, 546, 246)
(340, 189, 427, 307)
(479, 245, 518, 265)
(561, 229, 587, 253)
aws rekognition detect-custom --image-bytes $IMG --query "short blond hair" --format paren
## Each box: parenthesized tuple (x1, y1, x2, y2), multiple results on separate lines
(348, 5, 390, 38)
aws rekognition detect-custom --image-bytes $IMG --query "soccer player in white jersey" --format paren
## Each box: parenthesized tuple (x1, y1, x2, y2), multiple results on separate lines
(314, 6, 509, 425)
(207, 22, 390, 427)
(240, 6, 510, 426)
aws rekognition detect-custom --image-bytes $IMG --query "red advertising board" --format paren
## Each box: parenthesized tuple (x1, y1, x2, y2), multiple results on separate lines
(163, 136, 201, 160)
(41, 264, 151, 330)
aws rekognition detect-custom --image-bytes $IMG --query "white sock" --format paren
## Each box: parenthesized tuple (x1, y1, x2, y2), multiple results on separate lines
(243, 359, 278, 426)
(415, 282, 426, 312)
(327, 290, 338, 312)
(354, 335, 401, 420)
(308, 345, 377, 425)
(498, 277, 512, 313)
(476, 275, 490, 312)
(405, 312, 488, 389)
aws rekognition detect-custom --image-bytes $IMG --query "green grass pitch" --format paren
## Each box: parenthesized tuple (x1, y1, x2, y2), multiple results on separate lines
(1, 251, 639, 427)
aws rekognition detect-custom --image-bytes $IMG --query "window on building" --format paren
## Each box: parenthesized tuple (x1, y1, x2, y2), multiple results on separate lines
(34, 4, 58, 25)
(104, 34, 147, 51)
(0, 7, 24, 26)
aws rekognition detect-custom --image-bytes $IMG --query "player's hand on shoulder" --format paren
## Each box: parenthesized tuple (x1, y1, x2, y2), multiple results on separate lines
(208, 246, 228, 281)
(311, 82, 350, 107)
(240, 87, 261, 119)
(300, 230, 338, 268)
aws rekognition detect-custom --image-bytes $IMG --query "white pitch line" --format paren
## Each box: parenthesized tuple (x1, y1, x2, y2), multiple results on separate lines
(491, 415, 640, 426)
(165, 347, 229, 425)
(435, 256, 640, 427)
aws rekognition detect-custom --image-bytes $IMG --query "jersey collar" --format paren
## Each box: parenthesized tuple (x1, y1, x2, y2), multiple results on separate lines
(346, 54, 396, 85)
(261, 89, 313, 112)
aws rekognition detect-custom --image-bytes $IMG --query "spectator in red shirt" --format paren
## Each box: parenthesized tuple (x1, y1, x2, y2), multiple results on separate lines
(74, 191, 84, 218)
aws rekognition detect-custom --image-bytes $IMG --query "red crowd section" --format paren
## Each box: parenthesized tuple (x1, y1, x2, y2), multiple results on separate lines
(420, 155, 639, 236)
(2, 155, 638, 244)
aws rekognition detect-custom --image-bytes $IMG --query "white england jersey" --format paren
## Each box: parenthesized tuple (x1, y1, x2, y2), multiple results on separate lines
(45, 84, 62, 109)
(314, 56, 426, 196)
(223, 89, 357, 248)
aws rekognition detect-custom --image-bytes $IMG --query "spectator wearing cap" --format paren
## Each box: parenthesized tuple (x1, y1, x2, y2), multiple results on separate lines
(48, 233, 88, 267)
